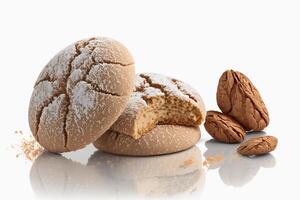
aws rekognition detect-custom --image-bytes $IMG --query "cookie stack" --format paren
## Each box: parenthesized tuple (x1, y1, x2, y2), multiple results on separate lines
(204, 70, 277, 156)
(28, 37, 206, 155)
(93, 73, 206, 155)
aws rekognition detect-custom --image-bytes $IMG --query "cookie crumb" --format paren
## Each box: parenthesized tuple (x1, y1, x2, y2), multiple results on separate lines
(183, 158, 194, 167)
(203, 155, 223, 167)
(12, 130, 44, 161)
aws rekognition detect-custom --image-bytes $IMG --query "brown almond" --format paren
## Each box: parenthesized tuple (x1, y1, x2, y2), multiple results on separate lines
(204, 111, 246, 143)
(217, 70, 269, 131)
(237, 136, 278, 156)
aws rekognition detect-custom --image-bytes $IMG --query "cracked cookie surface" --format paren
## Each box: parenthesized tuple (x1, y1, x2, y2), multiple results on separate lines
(28, 37, 135, 152)
(217, 70, 269, 131)
(204, 111, 246, 143)
(109, 73, 206, 139)
(237, 136, 278, 156)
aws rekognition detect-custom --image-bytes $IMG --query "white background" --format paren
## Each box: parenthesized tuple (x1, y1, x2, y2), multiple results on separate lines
(0, 0, 299, 199)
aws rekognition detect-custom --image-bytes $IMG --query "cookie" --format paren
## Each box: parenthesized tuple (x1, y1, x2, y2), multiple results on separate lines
(109, 73, 206, 139)
(28, 37, 135, 153)
(204, 111, 246, 143)
(237, 136, 278, 156)
(217, 70, 269, 131)
(93, 125, 201, 156)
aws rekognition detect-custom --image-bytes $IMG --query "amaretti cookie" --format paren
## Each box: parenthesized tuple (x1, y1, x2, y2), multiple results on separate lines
(109, 73, 206, 139)
(93, 125, 201, 156)
(28, 37, 135, 153)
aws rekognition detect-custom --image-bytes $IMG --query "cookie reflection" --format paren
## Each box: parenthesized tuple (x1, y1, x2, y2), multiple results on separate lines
(204, 131, 276, 187)
(30, 146, 205, 199)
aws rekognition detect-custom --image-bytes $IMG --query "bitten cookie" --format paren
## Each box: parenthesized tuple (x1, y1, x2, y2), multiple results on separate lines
(93, 125, 201, 156)
(109, 73, 206, 139)
(28, 37, 135, 153)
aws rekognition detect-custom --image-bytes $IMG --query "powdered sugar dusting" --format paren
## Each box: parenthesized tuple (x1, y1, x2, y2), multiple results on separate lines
(72, 82, 96, 119)
(142, 73, 194, 101)
(29, 37, 134, 152)
(109, 73, 205, 137)
(31, 81, 54, 106)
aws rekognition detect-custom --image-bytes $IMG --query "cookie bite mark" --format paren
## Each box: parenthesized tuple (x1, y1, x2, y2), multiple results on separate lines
(110, 73, 206, 139)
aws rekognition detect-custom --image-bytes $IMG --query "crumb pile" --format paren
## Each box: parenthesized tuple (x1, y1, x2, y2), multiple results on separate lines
(13, 130, 44, 161)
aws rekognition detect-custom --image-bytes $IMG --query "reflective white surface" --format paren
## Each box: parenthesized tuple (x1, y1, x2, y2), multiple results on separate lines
(1, 0, 300, 199)
(26, 131, 278, 200)
(204, 132, 276, 187)
(30, 146, 205, 199)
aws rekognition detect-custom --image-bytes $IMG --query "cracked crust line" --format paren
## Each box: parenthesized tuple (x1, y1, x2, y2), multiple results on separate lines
(35, 93, 64, 142)
(171, 79, 198, 103)
(35, 38, 96, 151)
(76, 80, 122, 96)
(34, 75, 57, 88)
(34, 62, 133, 89)
(140, 73, 199, 104)
(33, 37, 136, 152)
(135, 75, 150, 105)
(71, 44, 125, 97)
(139, 74, 169, 96)
(99, 59, 134, 67)
(63, 38, 96, 150)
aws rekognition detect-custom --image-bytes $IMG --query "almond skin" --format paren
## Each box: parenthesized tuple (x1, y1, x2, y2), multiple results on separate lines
(217, 70, 269, 131)
(204, 111, 246, 143)
(237, 136, 278, 156)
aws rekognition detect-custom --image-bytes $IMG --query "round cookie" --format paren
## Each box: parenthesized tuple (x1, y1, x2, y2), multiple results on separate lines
(28, 37, 135, 153)
(93, 125, 201, 156)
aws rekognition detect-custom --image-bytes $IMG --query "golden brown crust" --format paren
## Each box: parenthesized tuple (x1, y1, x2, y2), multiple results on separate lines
(109, 73, 206, 139)
(204, 111, 246, 143)
(217, 70, 269, 131)
(28, 37, 135, 153)
(93, 125, 201, 156)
